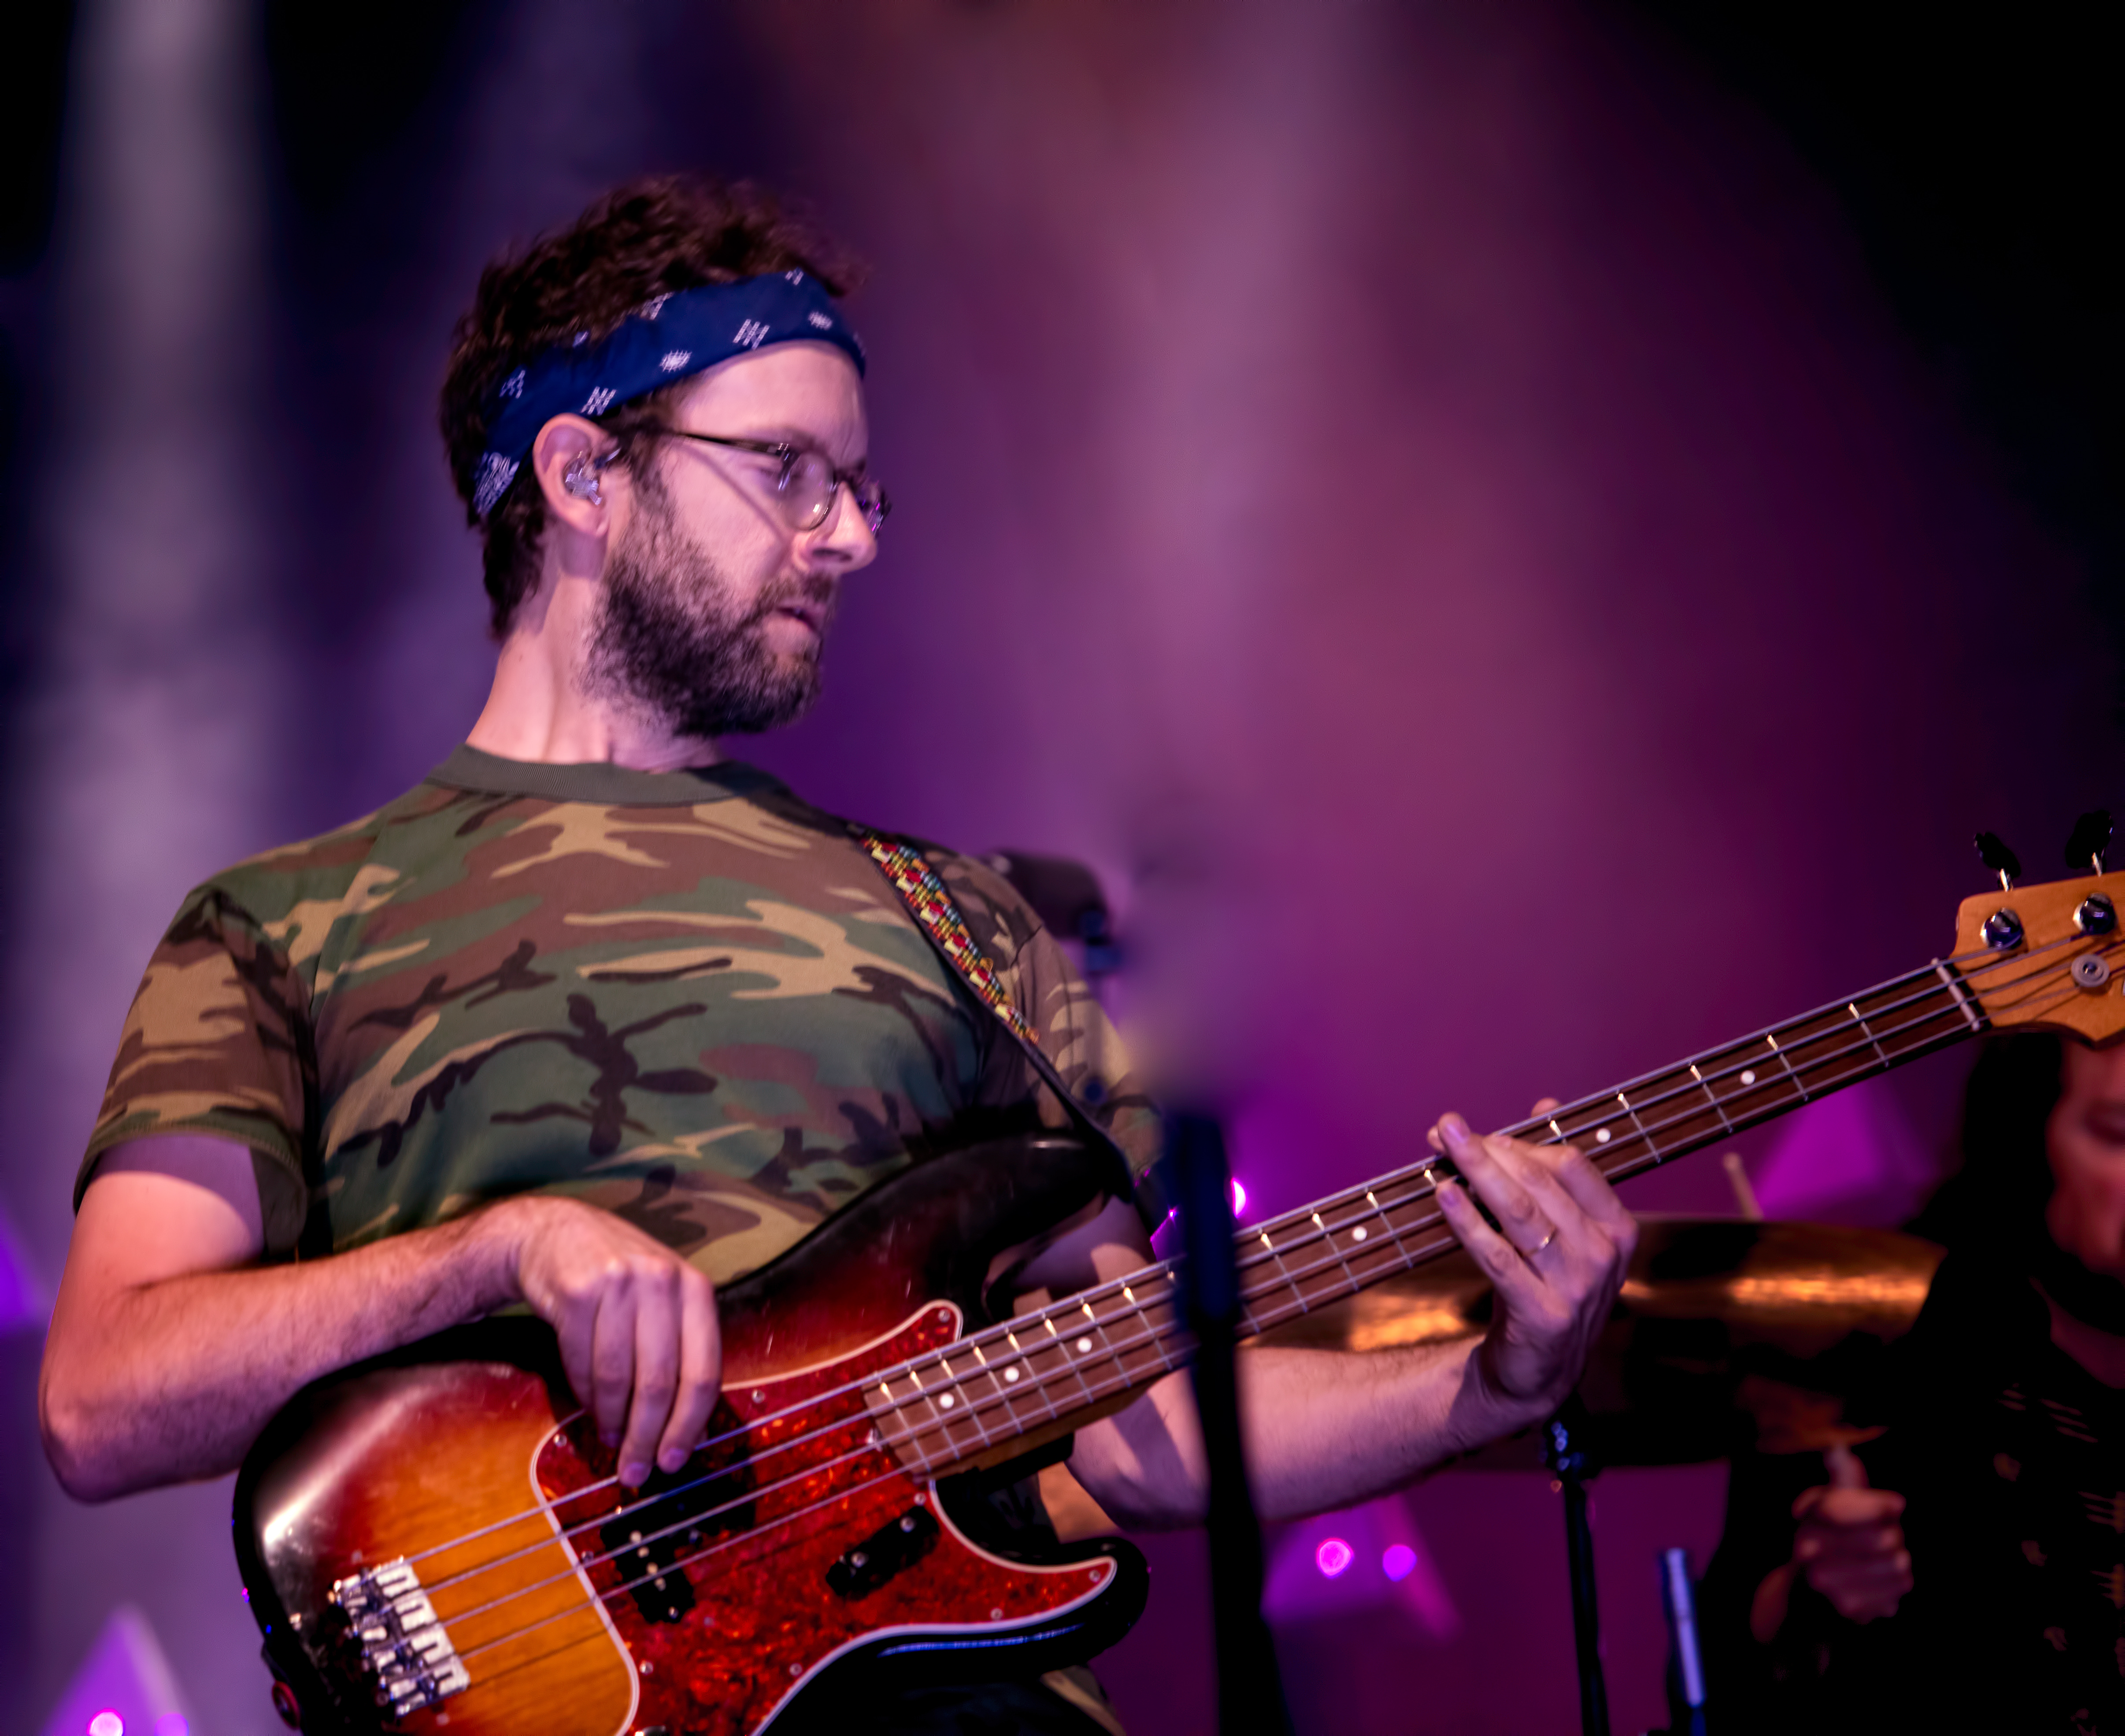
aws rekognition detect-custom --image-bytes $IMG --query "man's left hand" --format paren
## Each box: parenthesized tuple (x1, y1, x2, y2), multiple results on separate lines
(1429, 1105, 1637, 1417)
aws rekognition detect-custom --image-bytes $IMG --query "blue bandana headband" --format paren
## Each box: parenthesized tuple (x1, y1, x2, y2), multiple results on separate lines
(470, 270, 866, 517)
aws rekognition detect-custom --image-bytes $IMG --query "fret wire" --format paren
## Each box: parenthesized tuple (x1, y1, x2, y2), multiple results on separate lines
(1366, 1188, 1397, 1247)
(981, 966, 1963, 1429)
(972, 1340, 1029, 1436)
(1084, 1299, 1132, 1391)
(1051, 1311, 1101, 1412)
(914, 953, 1984, 1461)
(1613, 1090, 1663, 1163)
(883, 958, 2017, 1470)
(935, 969, 1977, 1446)
(1762, 1032, 1810, 1103)
(943, 1353, 993, 1450)
(1848, 1001, 1893, 1070)
(1232, 959, 1986, 1290)
(1017, 1329, 1062, 1424)
(1504, 962, 1953, 1148)
(1251, 1224, 1310, 1315)
(1312, 1210, 1362, 1290)
(1688, 1062, 1735, 1135)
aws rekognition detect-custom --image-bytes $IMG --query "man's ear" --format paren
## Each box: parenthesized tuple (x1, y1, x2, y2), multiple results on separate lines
(530, 415, 621, 535)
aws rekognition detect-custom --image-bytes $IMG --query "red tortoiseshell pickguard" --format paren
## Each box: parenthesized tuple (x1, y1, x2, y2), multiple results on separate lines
(529, 1305, 1118, 1735)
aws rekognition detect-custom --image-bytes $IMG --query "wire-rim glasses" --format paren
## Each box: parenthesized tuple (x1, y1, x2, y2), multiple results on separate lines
(657, 430, 891, 535)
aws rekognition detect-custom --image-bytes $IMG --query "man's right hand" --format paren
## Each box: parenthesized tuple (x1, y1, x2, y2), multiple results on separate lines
(43, 1135, 724, 1503)
(496, 1195, 723, 1488)
(1751, 1444, 1912, 1640)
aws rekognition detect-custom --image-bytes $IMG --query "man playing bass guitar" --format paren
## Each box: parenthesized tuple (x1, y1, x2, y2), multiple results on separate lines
(39, 174, 1636, 1733)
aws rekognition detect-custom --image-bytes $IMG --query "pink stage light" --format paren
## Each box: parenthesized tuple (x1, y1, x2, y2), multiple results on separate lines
(88, 1715, 124, 1736)
(1381, 1544, 1417, 1582)
(1314, 1537, 1354, 1577)
(154, 1718, 190, 1736)
(1230, 1178, 1248, 1218)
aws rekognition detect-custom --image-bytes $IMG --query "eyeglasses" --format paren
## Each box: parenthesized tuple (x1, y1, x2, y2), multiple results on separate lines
(656, 430, 891, 535)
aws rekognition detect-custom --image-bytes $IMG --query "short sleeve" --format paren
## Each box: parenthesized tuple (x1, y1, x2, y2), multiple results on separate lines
(77, 885, 315, 1255)
(932, 851, 1168, 1233)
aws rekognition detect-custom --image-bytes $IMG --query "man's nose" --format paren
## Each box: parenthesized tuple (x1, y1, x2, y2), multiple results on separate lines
(802, 482, 879, 571)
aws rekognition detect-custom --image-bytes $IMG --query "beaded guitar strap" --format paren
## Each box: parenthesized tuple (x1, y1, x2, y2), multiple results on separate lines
(853, 830, 1040, 1044)
(850, 827, 1135, 1184)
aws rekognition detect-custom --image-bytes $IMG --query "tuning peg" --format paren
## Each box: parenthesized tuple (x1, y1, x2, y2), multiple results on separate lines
(1975, 831, 2023, 892)
(2066, 809, 2113, 875)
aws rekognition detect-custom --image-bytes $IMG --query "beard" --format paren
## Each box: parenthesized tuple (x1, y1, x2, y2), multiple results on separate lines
(583, 493, 835, 741)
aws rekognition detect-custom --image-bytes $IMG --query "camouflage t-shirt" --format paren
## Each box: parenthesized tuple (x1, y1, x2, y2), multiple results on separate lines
(81, 746, 1160, 1273)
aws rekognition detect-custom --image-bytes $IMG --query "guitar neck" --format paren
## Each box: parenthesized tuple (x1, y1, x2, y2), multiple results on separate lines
(871, 956, 1986, 1478)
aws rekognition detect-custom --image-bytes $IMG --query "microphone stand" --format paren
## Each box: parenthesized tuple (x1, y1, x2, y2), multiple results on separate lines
(1545, 1399, 1611, 1736)
(1166, 1112, 1293, 1736)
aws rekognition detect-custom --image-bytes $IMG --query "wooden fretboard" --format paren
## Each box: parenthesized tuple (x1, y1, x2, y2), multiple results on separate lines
(863, 953, 1997, 1477)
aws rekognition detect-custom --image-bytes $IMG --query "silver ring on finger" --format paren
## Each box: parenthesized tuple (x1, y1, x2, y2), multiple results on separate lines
(1516, 1224, 1558, 1259)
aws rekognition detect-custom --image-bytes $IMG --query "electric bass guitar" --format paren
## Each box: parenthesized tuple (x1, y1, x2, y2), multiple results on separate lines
(236, 862, 2125, 1734)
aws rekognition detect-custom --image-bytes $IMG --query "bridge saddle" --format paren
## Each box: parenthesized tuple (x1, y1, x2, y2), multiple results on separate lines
(329, 1557, 470, 1716)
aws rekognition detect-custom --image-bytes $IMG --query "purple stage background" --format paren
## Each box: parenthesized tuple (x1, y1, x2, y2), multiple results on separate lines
(0, 3, 2113, 1732)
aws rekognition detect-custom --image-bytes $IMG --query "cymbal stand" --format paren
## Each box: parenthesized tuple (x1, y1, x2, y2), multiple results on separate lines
(1167, 1112, 1293, 1736)
(1544, 1401, 1610, 1736)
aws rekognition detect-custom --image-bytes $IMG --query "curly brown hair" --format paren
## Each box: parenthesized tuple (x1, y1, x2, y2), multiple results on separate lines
(440, 174, 860, 637)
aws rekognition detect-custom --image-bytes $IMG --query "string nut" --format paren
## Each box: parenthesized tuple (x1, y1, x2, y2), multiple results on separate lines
(1982, 907, 2025, 951)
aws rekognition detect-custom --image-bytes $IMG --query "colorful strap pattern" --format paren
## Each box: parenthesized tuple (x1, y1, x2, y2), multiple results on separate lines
(853, 829, 1039, 1045)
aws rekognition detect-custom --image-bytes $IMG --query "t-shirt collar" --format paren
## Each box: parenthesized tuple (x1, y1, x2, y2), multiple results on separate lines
(427, 743, 794, 807)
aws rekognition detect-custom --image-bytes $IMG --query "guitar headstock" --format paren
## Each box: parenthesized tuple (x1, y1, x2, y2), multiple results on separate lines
(1955, 869, 2125, 1043)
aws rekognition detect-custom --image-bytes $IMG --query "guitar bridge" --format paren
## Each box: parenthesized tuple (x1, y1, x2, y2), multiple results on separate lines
(329, 1558, 470, 1717)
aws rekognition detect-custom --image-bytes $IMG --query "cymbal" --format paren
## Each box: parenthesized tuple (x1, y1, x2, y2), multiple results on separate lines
(1249, 1217, 1944, 1467)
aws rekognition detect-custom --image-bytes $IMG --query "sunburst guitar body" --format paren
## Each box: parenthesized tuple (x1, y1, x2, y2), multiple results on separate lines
(237, 1136, 1148, 1735)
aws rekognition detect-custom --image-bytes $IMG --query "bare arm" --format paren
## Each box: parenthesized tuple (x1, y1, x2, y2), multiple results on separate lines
(41, 1134, 722, 1502)
(1028, 1112, 1636, 1529)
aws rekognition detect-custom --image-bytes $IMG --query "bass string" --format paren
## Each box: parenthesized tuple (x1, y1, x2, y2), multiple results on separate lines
(445, 1465, 1076, 1678)
(415, 961, 1983, 1640)
(465, 936, 2017, 1662)
(422, 1137, 1490, 1606)
(1223, 949, 1990, 1285)
(778, 933, 2024, 1445)
(399, 935, 2040, 1598)
(392, 931, 2076, 1610)
(1226, 933, 2064, 1295)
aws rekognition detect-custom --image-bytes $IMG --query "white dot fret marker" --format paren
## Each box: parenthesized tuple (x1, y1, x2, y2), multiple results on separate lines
(1740, 1070, 1757, 1085)
(1351, 1226, 1368, 1242)
(1596, 1128, 1612, 1144)
(1076, 1337, 1093, 1355)
(1004, 1368, 1020, 1384)
(939, 1393, 955, 1409)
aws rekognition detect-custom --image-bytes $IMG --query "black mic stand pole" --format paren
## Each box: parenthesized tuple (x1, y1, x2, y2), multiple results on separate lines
(1166, 1112, 1293, 1736)
(1544, 1399, 1611, 1736)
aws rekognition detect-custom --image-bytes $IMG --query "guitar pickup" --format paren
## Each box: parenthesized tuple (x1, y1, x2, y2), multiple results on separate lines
(826, 1505, 940, 1599)
(329, 1558, 470, 1715)
(596, 1457, 753, 1626)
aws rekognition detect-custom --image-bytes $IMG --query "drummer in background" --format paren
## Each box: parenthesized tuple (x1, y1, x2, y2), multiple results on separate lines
(1697, 1034, 2125, 1732)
